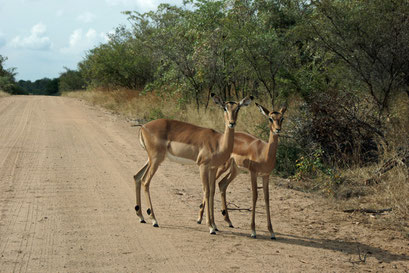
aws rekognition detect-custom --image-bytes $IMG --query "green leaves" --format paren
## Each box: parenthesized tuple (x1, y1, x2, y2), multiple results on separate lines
(0, 55, 18, 94)
(59, 67, 85, 92)
(79, 0, 408, 117)
(79, 27, 154, 90)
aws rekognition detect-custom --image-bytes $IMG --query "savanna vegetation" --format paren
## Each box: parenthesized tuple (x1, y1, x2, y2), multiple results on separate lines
(3, 0, 409, 233)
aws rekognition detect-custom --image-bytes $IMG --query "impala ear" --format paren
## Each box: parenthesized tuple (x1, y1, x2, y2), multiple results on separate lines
(211, 93, 225, 109)
(256, 102, 270, 118)
(238, 95, 254, 107)
(279, 106, 287, 114)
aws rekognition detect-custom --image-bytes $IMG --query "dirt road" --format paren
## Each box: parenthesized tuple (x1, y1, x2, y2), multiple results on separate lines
(0, 96, 407, 272)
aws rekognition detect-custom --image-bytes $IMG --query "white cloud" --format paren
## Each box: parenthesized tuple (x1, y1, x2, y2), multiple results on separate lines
(77, 12, 96, 23)
(86, 29, 97, 40)
(69, 29, 82, 48)
(10, 23, 52, 50)
(61, 28, 102, 54)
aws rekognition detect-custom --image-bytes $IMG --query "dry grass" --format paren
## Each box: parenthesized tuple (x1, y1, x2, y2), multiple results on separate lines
(335, 95, 409, 235)
(0, 90, 10, 97)
(63, 88, 267, 136)
(340, 162, 408, 207)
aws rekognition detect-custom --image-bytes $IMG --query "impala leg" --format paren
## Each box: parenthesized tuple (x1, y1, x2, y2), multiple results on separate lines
(134, 161, 149, 223)
(198, 159, 231, 225)
(218, 160, 238, 228)
(263, 176, 275, 240)
(197, 183, 206, 225)
(199, 165, 215, 234)
(250, 172, 258, 238)
(142, 160, 161, 227)
(209, 168, 218, 232)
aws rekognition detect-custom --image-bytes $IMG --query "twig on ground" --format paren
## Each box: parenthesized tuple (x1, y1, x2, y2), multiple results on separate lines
(227, 202, 251, 211)
(343, 208, 392, 214)
(228, 207, 251, 211)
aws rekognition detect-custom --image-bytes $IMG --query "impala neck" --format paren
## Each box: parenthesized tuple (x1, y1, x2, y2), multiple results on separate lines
(263, 130, 279, 168)
(221, 124, 235, 155)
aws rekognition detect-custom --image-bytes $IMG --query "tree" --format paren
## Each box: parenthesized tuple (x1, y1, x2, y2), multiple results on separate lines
(45, 78, 59, 95)
(79, 26, 154, 90)
(59, 67, 85, 92)
(309, 0, 409, 112)
(225, 0, 300, 107)
(0, 55, 18, 94)
(126, 4, 205, 108)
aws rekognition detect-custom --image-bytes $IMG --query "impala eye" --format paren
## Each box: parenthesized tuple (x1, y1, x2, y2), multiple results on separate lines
(269, 117, 273, 123)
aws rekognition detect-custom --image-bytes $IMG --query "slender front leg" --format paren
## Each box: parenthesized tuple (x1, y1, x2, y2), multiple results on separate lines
(250, 172, 258, 238)
(197, 183, 206, 224)
(218, 160, 238, 228)
(262, 176, 275, 239)
(134, 161, 149, 223)
(199, 164, 215, 234)
(209, 168, 218, 232)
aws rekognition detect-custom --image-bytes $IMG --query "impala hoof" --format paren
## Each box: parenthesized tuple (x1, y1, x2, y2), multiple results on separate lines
(210, 231, 216, 235)
(251, 233, 257, 239)
(271, 233, 276, 240)
(153, 223, 159, 228)
(197, 220, 202, 224)
(140, 219, 146, 224)
(229, 224, 234, 228)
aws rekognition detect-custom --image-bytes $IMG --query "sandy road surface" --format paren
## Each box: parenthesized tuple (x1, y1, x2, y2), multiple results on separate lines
(0, 96, 408, 272)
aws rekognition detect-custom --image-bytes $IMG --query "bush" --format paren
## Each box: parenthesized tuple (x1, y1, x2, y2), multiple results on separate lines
(0, 55, 18, 94)
(274, 139, 303, 177)
(295, 91, 384, 166)
(59, 68, 85, 92)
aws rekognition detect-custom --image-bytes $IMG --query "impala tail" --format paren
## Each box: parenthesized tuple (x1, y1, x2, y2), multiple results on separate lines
(135, 125, 146, 150)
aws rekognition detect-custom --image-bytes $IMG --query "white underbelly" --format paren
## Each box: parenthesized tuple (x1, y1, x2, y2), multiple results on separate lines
(166, 152, 196, 165)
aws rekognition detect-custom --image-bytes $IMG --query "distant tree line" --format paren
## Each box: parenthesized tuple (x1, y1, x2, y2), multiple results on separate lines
(17, 78, 59, 95)
(0, 58, 85, 95)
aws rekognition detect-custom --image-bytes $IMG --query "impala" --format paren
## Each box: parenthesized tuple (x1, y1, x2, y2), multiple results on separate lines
(133, 94, 253, 234)
(198, 103, 286, 239)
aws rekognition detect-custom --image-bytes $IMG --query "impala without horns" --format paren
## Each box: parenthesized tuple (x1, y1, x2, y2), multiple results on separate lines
(133, 93, 253, 234)
(198, 103, 286, 239)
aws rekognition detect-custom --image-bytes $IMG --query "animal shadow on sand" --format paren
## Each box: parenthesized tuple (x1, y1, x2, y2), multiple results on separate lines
(160, 223, 408, 264)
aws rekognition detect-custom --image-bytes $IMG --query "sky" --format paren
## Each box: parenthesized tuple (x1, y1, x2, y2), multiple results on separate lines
(0, 0, 183, 81)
